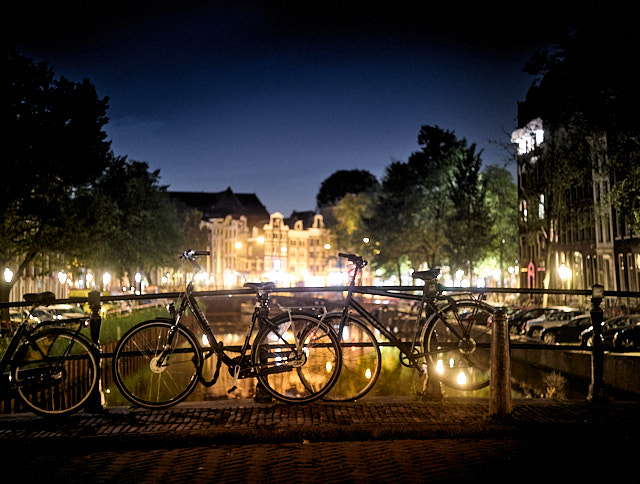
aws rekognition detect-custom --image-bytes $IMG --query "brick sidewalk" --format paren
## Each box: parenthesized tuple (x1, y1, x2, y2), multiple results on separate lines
(2, 397, 640, 483)
(2, 396, 640, 449)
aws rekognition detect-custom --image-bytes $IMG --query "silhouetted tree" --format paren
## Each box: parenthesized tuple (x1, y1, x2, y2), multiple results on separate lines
(1, 46, 111, 312)
(85, 154, 185, 285)
(316, 169, 379, 207)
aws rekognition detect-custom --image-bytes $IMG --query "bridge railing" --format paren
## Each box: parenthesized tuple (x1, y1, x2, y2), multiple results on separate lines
(1, 284, 639, 415)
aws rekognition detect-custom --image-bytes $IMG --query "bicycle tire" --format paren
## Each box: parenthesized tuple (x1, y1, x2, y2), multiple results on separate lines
(322, 313, 381, 401)
(112, 319, 202, 409)
(13, 328, 99, 416)
(420, 300, 495, 391)
(253, 314, 341, 404)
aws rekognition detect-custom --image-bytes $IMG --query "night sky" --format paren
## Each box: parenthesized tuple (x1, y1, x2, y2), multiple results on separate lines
(5, 2, 576, 215)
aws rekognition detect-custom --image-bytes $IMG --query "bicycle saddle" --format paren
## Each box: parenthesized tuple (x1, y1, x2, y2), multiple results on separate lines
(412, 269, 440, 281)
(244, 282, 276, 292)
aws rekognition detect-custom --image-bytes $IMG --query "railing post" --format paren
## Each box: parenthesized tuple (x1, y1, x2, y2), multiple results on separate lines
(588, 284, 609, 403)
(86, 290, 104, 413)
(422, 364, 443, 401)
(489, 307, 512, 417)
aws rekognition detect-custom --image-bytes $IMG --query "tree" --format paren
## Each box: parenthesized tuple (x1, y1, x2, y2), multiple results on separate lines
(332, 192, 374, 253)
(364, 161, 420, 282)
(85, 154, 185, 285)
(482, 164, 519, 284)
(1, 46, 111, 311)
(365, 125, 482, 282)
(444, 144, 492, 280)
(520, 12, 640, 233)
(406, 125, 465, 269)
(316, 169, 379, 207)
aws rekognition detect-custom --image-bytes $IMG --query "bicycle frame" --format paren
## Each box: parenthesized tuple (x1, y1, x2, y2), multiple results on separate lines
(335, 254, 484, 370)
(1, 316, 92, 384)
(169, 253, 323, 388)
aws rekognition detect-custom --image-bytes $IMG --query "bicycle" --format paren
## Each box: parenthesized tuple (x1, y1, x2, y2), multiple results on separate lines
(321, 253, 495, 401)
(112, 250, 342, 408)
(0, 292, 100, 416)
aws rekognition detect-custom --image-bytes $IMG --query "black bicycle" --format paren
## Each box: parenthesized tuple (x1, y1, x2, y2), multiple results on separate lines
(112, 250, 342, 408)
(322, 253, 495, 401)
(0, 292, 100, 416)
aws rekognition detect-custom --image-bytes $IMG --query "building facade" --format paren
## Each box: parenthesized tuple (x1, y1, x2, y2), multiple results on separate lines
(513, 118, 640, 308)
(173, 190, 338, 289)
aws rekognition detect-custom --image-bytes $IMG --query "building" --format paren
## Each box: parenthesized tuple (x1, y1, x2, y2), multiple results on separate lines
(171, 189, 337, 289)
(513, 118, 640, 308)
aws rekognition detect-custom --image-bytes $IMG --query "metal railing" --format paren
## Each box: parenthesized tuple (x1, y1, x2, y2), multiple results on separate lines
(1, 284, 638, 415)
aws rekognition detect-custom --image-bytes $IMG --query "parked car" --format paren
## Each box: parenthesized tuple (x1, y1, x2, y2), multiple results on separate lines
(540, 315, 592, 344)
(612, 322, 640, 350)
(46, 304, 89, 320)
(508, 307, 554, 334)
(580, 315, 640, 348)
(28, 308, 55, 323)
(523, 308, 585, 338)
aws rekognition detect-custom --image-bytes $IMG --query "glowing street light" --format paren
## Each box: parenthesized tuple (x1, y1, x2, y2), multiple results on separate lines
(558, 264, 572, 282)
(4, 268, 13, 283)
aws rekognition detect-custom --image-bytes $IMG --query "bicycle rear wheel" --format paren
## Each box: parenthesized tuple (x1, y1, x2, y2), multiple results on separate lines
(112, 319, 202, 409)
(253, 314, 341, 404)
(420, 300, 494, 391)
(323, 314, 381, 401)
(13, 329, 99, 416)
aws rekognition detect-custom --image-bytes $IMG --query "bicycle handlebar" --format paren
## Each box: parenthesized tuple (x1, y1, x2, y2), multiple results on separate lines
(338, 253, 367, 268)
(181, 249, 211, 260)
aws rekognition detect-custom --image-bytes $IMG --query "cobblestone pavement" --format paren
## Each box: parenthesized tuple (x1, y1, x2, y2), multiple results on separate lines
(1, 397, 639, 482)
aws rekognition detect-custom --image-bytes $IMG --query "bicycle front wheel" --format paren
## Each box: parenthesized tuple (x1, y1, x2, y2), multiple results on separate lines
(323, 314, 381, 402)
(253, 314, 341, 404)
(13, 329, 99, 416)
(421, 300, 494, 391)
(112, 320, 202, 409)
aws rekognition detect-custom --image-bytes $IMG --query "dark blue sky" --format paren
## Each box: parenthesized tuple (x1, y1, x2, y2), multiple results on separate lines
(6, 2, 573, 215)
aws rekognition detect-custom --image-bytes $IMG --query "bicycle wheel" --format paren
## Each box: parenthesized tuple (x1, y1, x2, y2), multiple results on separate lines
(13, 329, 99, 416)
(421, 300, 495, 391)
(112, 319, 202, 409)
(253, 314, 341, 404)
(323, 314, 381, 401)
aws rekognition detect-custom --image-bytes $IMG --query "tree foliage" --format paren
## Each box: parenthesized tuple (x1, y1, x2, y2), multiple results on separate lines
(360, 126, 496, 282)
(85, 154, 185, 283)
(1, 46, 111, 303)
(444, 144, 492, 278)
(482, 164, 519, 278)
(1, 47, 188, 307)
(316, 169, 379, 207)
(520, 13, 640, 231)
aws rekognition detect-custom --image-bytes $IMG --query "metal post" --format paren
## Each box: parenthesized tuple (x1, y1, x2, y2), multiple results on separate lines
(588, 284, 609, 403)
(489, 307, 512, 416)
(86, 290, 104, 413)
(422, 364, 443, 401)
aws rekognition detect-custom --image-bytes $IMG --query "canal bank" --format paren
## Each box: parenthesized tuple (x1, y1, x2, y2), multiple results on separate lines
(510, 346, 640, 397)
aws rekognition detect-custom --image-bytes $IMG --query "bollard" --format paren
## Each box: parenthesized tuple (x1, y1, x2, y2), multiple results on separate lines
(85, 290, 104, 413)
(422, 363, 443, 401)
(489, 307, 512, 417)
(588, 284, 609, 403)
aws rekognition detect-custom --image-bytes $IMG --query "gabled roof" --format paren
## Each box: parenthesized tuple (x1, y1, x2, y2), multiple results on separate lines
(285, 210, 317, 229)
(170, 187, 270, 228)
